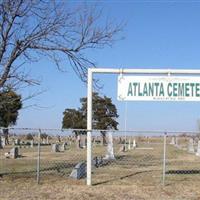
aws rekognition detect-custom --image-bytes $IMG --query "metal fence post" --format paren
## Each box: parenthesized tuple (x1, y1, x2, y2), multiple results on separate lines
(87, 68, 93, 186)
(37, 129, 41, 184)
(162, 132, 167, 186)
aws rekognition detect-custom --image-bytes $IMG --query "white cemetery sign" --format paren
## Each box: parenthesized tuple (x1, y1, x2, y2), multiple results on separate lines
(118, 76, 200, 101)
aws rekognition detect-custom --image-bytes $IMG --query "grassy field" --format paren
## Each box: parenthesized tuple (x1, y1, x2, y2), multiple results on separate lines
(1, 136, 200, 199)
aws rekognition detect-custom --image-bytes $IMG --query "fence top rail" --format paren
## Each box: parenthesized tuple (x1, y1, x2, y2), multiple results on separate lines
(0, 127, 200, 135)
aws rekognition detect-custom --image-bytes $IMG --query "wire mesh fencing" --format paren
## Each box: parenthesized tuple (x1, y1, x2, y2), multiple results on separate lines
(91, 130, 164, 186)
(1, 128, 200, 186)
(164, 133, 200, 185)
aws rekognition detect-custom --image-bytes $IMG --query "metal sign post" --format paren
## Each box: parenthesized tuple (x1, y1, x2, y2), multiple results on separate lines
(87, 68, 200, 186)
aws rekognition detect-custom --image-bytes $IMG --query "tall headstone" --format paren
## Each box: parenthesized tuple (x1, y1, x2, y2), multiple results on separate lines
(46, 136, 49, 144)
(77, 135, 81, 149)
(52, 144, 59, 152)
(42, 138, 46, 144)
(170, 137, 175, 145)
(188, 138, 195, 153)
(10, 147, 19, 159)
(104, 131, 115, 160)
(1, 137, 6, 148)
(30, 140, 34, 148)
(196, 140, 200, 156)
(132, 139, 137, 149)
(175, 137, 179, 147)
(128, 139, 131, 150)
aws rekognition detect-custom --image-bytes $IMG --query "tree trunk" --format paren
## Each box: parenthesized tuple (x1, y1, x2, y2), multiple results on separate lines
(3, 128, 9, 145)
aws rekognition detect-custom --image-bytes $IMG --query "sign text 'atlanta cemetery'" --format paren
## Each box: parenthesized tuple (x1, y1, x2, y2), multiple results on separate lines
(118, 76, 200, 101)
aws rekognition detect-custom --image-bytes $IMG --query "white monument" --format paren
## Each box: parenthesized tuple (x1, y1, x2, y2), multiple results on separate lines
(132, 139, 136, 149)
(196, 140, 200, 156)
(52, 144, 59, 152)
(170, 137, 175, 145)
(188, 138, 195, 153)
(1, 137, 6, 148)
(30, 140, 34, 148)
(175, 137, 179, 147)
(128, 139, 131, 150)
(104, 131, 115, 160)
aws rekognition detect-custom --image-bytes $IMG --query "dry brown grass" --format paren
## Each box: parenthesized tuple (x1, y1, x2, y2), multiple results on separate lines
(1, 137, 200, 199)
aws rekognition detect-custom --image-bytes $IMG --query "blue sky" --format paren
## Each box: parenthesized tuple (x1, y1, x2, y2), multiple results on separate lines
(16, 1, 200, 132)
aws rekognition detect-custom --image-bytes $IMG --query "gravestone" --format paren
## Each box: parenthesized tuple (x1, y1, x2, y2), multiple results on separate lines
(0, 136, 2, 149)
(170, 137, 175, 145)
(10, 147, 19, 159)
(104, 131, 115, 160)
(59, 142, 67, 152)
(188, 138, 195, 153)
(77, 135, 81, 149)
(52, 144, 59, 152)
(175, 137, 179, 147)
(46, 136, 49, 144)
(119, 144, 126, 152)
(196, 140, 200, 156)
(1, 137, 6, 148)
(92, 156, 104, 168)
(69, 161, 86, 179)
(42, 138, 46, 144)
(128, 139, 131, 150)
(15, 138, 20, 145)
(30, 140, 34, 148)
(132, 139, 137, 149)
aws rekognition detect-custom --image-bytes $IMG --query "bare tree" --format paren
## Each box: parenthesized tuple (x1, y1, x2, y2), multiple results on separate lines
(0, 0, 122, 90)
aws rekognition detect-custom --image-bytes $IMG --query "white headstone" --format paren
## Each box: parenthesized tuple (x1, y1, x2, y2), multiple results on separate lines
(59, 142, 67, 152)
(1, 137, 5, 148)
(170, 137, 175, 145)
(175, 137, 179, 147)
(104, 132, 115, 160)
(188, 138, 195, 153)
(52, 144, 59, 152)
(42, 138, 46, 144)
(46, 136, 49, 144)
(10, 147, 19, 159)
(128, 139, 131, 150)
(196, 140, 200, 156)
(132, 139, 137, 149)
(15, 138, 20, 145)
(30, 140, 34, 148)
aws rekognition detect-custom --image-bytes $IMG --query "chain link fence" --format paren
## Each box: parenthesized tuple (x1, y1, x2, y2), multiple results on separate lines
(1, 128, 200, 186)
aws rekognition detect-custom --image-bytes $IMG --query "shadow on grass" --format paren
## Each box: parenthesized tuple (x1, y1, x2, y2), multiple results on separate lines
(92, 169, 159, 186)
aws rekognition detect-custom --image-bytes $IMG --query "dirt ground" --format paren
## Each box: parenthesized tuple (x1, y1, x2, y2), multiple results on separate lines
(1, 176, 200, 200)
